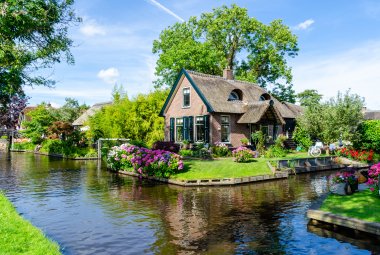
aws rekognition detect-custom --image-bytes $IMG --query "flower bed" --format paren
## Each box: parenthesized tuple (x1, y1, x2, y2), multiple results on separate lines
(107, 144, 184, 178)
(336, 148, 374, 162)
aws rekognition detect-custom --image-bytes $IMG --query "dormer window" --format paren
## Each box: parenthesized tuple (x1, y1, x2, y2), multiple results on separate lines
(183, 87, 190, 107)
(259, 93, 271, 101)
(228, 89, 242, 101)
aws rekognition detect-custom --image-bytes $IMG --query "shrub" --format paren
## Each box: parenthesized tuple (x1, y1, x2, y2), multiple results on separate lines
(212, 142, 230, 157)
(251, 131, 265, 155)
(107, 144, 184, 177)
(265, 135, 288, 158)
(0, 135, 7, 139)
(179, 149, 193, 157)
(129, 139, 148, 148)
(199, 148, 212, 160)
(152, 141, 180, 153)
(354, 120, 380, 152)
(12, 141, 35, 151)
(40, 139, 63, 154)
(293, 126, 312, 150)
(232, 146, 255, 162)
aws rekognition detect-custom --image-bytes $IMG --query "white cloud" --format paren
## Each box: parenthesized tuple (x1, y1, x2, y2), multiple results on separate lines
(97, 67, 120, 84)
(80, 20, 106, 37)
(146, 0, 184, 22)
(294, 19, 315, 30)
(292, 40, 380, 109)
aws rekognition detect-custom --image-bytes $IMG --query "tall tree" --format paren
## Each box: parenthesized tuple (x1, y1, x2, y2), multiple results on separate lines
(0, 92, 28, 128)
(297, 89, 323, 107)
(153, 4, 298, 102)
(0, 0, 80, 108)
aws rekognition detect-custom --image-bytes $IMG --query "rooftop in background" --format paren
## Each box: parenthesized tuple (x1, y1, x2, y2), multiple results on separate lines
(72, 101, 112, 126)
(364, 110, 380, 120)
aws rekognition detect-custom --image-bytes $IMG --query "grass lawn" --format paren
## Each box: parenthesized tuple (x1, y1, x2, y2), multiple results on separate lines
(171, 158, 272, 180)
(320, 190, 380, 223)
(0, 192, 61, 255)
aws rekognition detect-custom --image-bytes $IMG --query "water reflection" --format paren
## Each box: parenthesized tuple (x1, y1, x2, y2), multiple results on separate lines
(0, 153, 375, 255)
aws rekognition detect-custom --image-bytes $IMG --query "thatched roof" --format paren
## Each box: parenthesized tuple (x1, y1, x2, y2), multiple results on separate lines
(72, 101, 112, 126)
(364, 110, 380, 120)
(187, 70, 302, 118)
(237, 101, 285, 124)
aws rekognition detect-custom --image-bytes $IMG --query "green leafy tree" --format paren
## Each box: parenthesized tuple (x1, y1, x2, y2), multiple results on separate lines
(22, 104, 57, 143)
(153, 4, 298, 102)
(297, 89, 323, 107)
(88, 90, 168, 146)
(354, 120, 380, 152)
(0, 0, 80, 109)
(296, 90, 364, 144)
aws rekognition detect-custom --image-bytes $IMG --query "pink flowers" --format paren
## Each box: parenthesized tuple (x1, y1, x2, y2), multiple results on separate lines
(366, 163, 380, 193)
(232, 146, 255, 163)
(107, 143, 184, 177)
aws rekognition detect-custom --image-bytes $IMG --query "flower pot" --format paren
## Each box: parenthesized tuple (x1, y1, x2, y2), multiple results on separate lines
(330, 182, 353, 195)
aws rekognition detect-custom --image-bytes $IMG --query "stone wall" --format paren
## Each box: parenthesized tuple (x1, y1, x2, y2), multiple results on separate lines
(0, 139, 9, 152)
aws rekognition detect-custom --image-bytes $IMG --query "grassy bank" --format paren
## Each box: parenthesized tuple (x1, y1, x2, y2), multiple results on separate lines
(0, 193, 61, 255)
(320, 190, 380, 223)
(171, 158, 272, 180)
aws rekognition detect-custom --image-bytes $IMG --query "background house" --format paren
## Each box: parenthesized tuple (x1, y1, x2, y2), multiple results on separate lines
(72, 101, 112, 131)
(160, 69, 302, 148)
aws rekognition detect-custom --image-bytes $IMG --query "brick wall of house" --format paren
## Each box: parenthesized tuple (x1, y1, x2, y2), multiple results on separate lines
(211, 113, 250, 148)
(164, 76, 209, 141)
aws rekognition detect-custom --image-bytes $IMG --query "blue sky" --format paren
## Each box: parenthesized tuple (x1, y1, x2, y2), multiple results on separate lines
(26, 0, 380, 109)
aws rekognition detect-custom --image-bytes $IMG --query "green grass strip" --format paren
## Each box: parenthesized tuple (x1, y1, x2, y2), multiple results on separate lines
(0, 192, 61, 255)
(320, 189, 380, 223)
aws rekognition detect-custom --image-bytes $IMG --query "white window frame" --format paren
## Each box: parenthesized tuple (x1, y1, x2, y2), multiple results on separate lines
(194, 115, 205, 143)
(221, 115, 231, 143)
(175, 118, 184, 142)
(182, 87, 191, 108)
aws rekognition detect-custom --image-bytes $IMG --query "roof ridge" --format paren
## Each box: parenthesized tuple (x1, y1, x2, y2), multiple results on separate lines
(185, 69, 266, 91)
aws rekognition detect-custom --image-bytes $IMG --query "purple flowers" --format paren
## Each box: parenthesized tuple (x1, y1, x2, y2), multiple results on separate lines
(107, 143, 184, 177)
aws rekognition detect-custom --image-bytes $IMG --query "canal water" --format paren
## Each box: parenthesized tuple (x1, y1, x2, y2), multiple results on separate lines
(0, 153, 378, 255)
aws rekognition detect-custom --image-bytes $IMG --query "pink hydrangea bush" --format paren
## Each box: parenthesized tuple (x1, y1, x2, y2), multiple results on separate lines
(107, 144, 184, 177)
(232, 146, 255, 163)
(366, 163, 380, 193)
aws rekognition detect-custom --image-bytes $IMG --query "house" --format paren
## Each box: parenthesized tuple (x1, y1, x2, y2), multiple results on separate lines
(72, 101, 112, 131)
(159, 68, 303, 148)
(364, 109, 380, 120)
(17, 106, 37, 129)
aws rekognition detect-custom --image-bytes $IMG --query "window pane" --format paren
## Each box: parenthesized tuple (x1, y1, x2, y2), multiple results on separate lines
(176, 118, 183, 125)
(183, 88, 190, 107)
(221, 116, 229, 124)
(196, 116, 204, 124)
(221, 125, 230, 142)
(196, 125, 205, 141)
(176, 126, 183, 141)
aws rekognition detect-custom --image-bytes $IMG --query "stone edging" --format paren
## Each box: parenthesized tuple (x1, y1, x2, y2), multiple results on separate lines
(307, 209, 380, 236)
(116, 170, 289, 187)
(10, 150, 99, 160)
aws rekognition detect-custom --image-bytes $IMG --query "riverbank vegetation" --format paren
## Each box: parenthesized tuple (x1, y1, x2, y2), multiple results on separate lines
(320, 190, 380, 223)
(0, 193, 61, 255)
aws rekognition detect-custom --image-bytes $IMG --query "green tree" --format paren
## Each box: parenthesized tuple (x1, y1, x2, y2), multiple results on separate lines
(354, 120, 380, 152)
(22, 104, 57, 143)
(296, 90, 364, 144)
(153, 4, 298, 102)
(88, 90, 168, 146)
(297, 89, 323, 107)
(53, 98, 89, 123)
(0, 0, 80, 109)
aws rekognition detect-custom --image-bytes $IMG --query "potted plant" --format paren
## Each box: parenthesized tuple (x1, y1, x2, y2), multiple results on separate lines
(240, 138, 249, 146)
(330, 172, 354, 195)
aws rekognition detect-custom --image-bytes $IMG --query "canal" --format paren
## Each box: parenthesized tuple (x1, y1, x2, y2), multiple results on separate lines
(0, 152, 378, 254)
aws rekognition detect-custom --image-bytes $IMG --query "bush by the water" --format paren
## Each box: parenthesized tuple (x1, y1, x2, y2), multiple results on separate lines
(232, 146, 255, 162)
(107, 144, 184, 177)
(354, 120, 380, 153)
(293, 126, 312, 151)
(12, 141, 35, 151)
(39, 139, 97, 158)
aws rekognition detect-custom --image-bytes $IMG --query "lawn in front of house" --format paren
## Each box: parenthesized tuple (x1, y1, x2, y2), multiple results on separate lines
(320, 189, 380, 223)
(0, 192, 61, 255)
(171, 157, 272, 180)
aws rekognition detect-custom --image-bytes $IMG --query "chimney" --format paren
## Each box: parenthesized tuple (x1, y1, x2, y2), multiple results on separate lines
(223, 67, 234, 80)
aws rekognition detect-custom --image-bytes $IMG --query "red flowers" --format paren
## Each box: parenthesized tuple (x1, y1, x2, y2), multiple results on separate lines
(337, 148, 374, 162)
